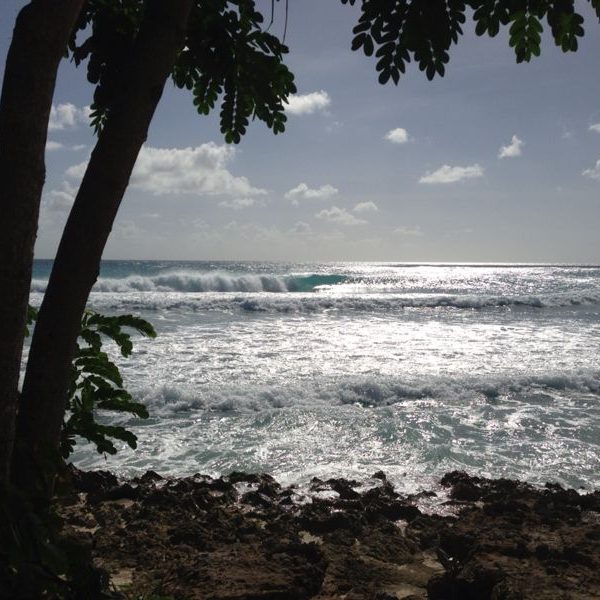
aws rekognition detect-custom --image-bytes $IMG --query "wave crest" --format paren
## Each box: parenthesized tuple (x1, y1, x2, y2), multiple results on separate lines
(48, 290, 600, 314)
(30, 272, 347, 294)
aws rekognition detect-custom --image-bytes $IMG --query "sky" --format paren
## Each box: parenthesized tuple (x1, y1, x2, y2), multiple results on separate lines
(2, 1, 600, 262)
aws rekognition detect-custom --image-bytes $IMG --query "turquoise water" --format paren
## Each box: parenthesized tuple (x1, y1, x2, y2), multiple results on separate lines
(30, 261, 600, 492)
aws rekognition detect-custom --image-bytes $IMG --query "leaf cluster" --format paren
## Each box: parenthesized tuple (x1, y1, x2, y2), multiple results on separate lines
(68, 0, 143, 133)
(62, 310, 156, 458)
(342, 0, 600, 83)
(67, 0, 296, 142)
(26, 307, 156, 459)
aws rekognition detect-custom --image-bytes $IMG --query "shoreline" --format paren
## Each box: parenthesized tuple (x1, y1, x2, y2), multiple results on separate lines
(58, 467, 600, 599)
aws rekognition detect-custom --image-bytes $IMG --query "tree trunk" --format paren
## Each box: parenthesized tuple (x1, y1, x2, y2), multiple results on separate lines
(0, 0, 84, 487)
(13, 0, 193, 498)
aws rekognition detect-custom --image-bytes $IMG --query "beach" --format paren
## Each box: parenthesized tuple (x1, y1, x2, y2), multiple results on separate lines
(25, 260, 600, 596)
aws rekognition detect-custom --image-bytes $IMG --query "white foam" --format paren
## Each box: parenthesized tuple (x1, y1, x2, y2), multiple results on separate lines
(135, 372, 600, 415)
(57, 290, 600, 315)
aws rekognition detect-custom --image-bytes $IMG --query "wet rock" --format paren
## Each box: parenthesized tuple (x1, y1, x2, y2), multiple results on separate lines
(136, 470, 163, 484)
(56, 469, 600, 600)
(105, 483, 140, 501)
(451, 481, 482, 501)
(242, 490, 274, 509)
(328, 478, 361, 500)
(70, 467, 119, 495)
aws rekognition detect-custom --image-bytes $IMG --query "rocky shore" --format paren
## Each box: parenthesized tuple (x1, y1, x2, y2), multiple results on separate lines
(59, 468, 600, 599)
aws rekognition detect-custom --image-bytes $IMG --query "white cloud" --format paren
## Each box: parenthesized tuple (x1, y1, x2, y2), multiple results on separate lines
(219, 197, 263, 210)
(43, 181, 77, 211)
(66, 143, 266, 198)
(46, 140, 87, 152)
(498, 135, 524, 159)
(46, 140, 64, 151)
(419, 164, 484, 184)
(316, 206, 366, 226)
(65, 161, 87, 180)
(394, 225, 423, 237)
(285, 182, 338, 204)
(285, 90, 331, 115)
(582, 159, 600, 180)
(49, 103, 90, 130)
(353, 201, 378, 213)
(590, 123, 600, 133)
(385, 128, 410, 144)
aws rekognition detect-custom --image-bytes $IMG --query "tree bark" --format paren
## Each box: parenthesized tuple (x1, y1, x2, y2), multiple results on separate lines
(13, 0, 193, 498)
(0, 0, 84, 487)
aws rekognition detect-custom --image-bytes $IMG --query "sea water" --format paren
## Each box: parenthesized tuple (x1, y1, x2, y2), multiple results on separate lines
(29, 261, 600, 492)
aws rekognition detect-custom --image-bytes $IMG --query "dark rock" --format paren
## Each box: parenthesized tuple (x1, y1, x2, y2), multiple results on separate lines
(439, 531, 477, 563)
(136, 470, 163, 483)
(228, 471, 260, 484)
(328, 478, 361, 500)
(105, 483, 139, 501)
(242, 491, 274, 509)
(70, 467, 119, 495)
(372, 500, 421, 522)
(451, 481, 482, 501)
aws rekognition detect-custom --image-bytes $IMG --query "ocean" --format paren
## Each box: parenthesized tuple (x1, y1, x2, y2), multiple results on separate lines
(29, 260, 600, 493)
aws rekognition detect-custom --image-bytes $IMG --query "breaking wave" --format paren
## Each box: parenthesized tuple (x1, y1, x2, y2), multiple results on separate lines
(135, 371, 600, 414)
(50, 290, 600, 314)
(30, 272, 347, 294)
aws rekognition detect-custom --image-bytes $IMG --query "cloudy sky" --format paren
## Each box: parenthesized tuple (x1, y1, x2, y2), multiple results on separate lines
(2, 1, 600, 262)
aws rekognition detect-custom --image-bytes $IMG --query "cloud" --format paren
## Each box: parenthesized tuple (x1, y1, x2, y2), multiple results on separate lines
(353, 201, 378, 213)
(219, 197, 263, 210)
(66, 143, 266, 198)
(43, 181, 77, 212)
(582, 159, 600, 180)
(394, 225, 423, 237)
(385, 128, 410, 144)
(46, 140, 87, 152)
(590, 123, 600, 134)
(285, 182, 338, 204)
(316, 206, 366, 226)
(46, 140, 64, 151)
(49, 103, 90, 130)
(498, 135, 524, 159)
(65, 161, 87, 180)
(285, 90, 331, 115)
(419, 164, 484, 184)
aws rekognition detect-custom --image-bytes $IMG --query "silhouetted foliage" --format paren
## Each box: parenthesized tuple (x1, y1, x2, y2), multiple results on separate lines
(68, 0, 296, 142)
(341, 0, 600, 83)
(26, 307, 155, 459)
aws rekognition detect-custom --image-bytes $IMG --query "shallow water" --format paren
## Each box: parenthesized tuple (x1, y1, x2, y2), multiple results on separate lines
(30, 261, 600, 492)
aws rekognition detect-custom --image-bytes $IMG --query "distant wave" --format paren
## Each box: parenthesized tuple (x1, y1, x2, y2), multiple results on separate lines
(30, 272, 347, 294)
(35, 290, 600, 314)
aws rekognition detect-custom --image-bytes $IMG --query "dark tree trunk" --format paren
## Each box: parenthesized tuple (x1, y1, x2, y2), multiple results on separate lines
(0, 0, 84, 486)
(13, 0, 193, 498)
